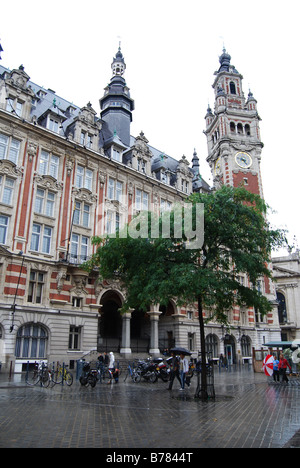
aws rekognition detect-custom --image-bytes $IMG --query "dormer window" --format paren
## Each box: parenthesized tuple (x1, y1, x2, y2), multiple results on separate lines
(6, 97, 23, 117)
(48, 118, 59, 133)
(112, 148, 122, 162)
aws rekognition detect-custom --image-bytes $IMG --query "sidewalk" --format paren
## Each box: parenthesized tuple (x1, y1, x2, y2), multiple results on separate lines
(0, 368, 299, 448)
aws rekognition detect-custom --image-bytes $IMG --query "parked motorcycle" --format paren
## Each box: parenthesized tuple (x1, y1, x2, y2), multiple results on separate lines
(79, 362, 97, 388)
(153, 357, 169, 382)
(136, 358, 158, 383)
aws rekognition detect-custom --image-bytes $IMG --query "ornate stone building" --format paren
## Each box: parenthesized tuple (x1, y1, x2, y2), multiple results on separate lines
(0, 47, 282, 371)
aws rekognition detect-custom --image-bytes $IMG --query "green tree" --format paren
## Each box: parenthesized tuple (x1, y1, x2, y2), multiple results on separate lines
(85, 185, 288, 400)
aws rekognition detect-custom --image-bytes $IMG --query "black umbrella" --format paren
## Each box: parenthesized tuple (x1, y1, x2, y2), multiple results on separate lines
(170, 347, 192, 356)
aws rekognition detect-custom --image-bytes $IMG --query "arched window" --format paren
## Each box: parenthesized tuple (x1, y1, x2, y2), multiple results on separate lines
(241, 335, 251, 357)
(229, 81, 236, 94)
(15, 323, 48, 359)
(230, 122, 236, 133)
(245, 124, 251, 136)
(277, 292, 287, 324)
(205, 333, 219, 358)
(237, 123, 243, 135)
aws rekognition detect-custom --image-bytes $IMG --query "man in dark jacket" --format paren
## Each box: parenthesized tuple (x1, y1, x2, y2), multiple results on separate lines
(168, 352, 181, 390)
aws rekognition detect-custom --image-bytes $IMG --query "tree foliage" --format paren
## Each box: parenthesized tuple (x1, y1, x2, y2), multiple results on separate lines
(85, 185, 288, 324)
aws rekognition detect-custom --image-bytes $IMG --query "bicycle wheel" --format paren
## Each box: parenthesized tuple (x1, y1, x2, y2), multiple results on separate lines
(64, 371, 73, 386)
(26, 368, 40, 386)
(103, 369, 112, 381)
(52, 368, 63, 385)
(133, 372, 141, 383)
(41, 369, 51, 388)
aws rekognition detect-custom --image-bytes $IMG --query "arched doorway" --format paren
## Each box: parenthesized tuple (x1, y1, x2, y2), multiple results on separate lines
(99, 291, 123, 352)
(224, 334, 236, 365)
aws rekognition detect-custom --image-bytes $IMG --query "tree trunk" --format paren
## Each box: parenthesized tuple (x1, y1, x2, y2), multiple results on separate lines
(195, 294, 208, 401)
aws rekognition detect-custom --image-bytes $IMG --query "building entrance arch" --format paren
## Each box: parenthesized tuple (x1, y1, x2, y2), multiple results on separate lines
(98, 290, 123, 352)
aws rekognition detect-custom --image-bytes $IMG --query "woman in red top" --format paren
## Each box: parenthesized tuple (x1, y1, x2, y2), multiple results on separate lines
(279, 354, 292, 383)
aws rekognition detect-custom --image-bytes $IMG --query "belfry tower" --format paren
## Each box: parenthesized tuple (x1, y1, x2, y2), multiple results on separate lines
(100, 45, 134, 147)
(205, 49, 264, 198)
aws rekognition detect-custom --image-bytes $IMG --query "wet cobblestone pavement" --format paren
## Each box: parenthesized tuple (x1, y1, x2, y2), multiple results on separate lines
(0, 368, 300, 449)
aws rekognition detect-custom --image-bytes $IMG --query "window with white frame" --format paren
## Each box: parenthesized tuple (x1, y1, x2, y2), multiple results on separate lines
(48, 117, 59, 133)
(30, 223, 52, 254)
(108, 178, 123, 202)
(69, 325, 81, 350)
(0, 176, 15, 205)
(106, 211, 120, 235)
(136, 189, 148, 211)
(112, 148, 122, 162)
(0, 215, 9, 244)
(70, 234, 89, 263)
(160, 199, 172, 213)
(75, 165, 93, 191)
(0, 133, 20, 165)
(73, 201, 90, 228)
(39, 150, 59, 179)
(80, 131, 93, 148)
(6, 97, 23, 117)
(34, 188, 55, 217)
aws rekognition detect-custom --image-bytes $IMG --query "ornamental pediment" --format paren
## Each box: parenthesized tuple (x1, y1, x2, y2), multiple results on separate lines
(0, 159, 23, 177)
(34, 174, 63, 192)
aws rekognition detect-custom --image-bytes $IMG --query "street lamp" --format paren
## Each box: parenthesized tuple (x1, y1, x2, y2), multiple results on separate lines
(10, 251, 24, 333)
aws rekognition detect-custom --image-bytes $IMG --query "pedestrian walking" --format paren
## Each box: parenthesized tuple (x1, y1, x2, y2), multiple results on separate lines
(279, 354, 291, 383)
(179, 353, 189, 390)
(167, 352, 181, 390)
(273, 355, 280, 382)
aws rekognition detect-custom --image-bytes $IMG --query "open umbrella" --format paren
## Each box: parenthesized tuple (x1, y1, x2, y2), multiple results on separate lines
(170, 347, 192, 356)
(263, 354, 274, 376)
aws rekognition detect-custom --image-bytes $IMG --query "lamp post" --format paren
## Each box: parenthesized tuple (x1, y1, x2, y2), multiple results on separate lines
(10, 251, 25, 333)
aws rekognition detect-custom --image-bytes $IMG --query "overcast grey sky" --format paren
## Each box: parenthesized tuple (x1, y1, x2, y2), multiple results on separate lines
(1, 0, 299, 253)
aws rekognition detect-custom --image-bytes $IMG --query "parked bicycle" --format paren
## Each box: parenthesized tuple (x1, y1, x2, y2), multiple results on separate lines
(123, 362, 141, 383)
(26, 361, 51, 387)
(52, 363, 73, 386)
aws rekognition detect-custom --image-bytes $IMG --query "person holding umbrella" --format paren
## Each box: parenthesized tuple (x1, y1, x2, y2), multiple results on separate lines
(167, 352, 181, 390)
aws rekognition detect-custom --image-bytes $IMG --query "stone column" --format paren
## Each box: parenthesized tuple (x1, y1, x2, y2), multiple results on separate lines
(120, 309, 133, 355)
(147, 304, 161, 355)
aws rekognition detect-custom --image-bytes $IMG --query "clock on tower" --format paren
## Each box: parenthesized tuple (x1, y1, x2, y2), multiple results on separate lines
(205, 49, 263, 198)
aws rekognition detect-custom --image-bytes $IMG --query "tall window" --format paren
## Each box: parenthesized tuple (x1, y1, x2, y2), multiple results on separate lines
(136, 189, 148, 211)
(241, 335, 251, 357)
(0, 133, 20, 164)
(76, 165, 93, 191)
(73, 201, 90, 227)
(0, 176, 15, 205)
(277, 292, 287, 324)
(39, 150, 59, 179)
(34, 189, 55, 217)
(69, 326, 81, 350)
(15, 324, 47, 358)
(70, 234, 89, 263)
(108, 178, 123, 202)
(30, 223, 52, 254)
(230, 81, 236, 94)
(0, 215, 9, 244)
(27, 271, 45, 304)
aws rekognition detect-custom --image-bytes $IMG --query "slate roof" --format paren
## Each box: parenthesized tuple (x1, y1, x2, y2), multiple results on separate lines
(0, 64, 210, 193)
